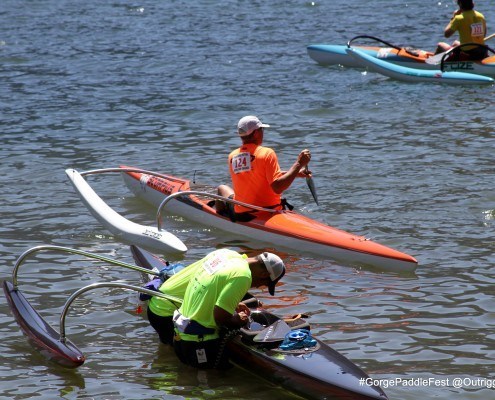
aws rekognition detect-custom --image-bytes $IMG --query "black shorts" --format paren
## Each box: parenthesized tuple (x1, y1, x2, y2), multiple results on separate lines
(173, 336, 232, 370)
(147, 308, 175, 345)
(462, 46, 488, 61)
(449, 46, 488, 61)
(225, 195, 256, 222)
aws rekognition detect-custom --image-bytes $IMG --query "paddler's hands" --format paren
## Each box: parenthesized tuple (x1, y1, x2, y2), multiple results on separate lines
(236, 302, 251, 315)
(234, 311, 250, 327)
(273, 149, 312, 193)
(299, 166, 312, 178)
(233, 303, 251, 327)
(296, 149, 311, 177)
(298, 149, 311, 166)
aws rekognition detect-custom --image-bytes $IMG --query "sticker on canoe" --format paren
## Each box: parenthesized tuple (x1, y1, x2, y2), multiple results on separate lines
(142, 228, 163, 240)
(139, 174, 150, 191)
(377, 48, 393, 58)
(142, 175, 176, 195)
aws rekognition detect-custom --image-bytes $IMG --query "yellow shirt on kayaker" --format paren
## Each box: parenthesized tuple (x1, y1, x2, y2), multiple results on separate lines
(448, 9, 486, 50)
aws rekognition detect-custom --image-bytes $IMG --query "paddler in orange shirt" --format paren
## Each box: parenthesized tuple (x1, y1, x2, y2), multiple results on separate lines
(216, 115, 311, 221)
(435, 0, 487, 60)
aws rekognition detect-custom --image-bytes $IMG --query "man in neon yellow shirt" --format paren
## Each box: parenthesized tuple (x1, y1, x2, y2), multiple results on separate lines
(172, 248, 285, 369)
(436, 0, 487, 60)
(147, 259, 203, 345)
(147, 250, 259, 345)
(216, 115, 311, 221)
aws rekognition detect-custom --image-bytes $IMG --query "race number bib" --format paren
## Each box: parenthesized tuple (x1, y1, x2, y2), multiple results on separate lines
(471, 23, 483, 37)
(232, 152, 251, 174)
(203, 255, 226, 275)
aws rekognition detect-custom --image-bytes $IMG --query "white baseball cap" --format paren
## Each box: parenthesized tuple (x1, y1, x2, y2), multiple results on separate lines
(259, 252, 285, 295)
(237, 115, 270, 137)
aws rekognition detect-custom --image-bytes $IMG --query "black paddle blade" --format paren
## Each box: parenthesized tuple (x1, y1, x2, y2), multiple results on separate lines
(253, 319, 291, 343)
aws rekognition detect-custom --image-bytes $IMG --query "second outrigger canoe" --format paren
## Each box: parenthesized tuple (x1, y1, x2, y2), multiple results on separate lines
(345, 47, 494, 84)
(307, 35, 495, 76)
(120, 166, 418, 272)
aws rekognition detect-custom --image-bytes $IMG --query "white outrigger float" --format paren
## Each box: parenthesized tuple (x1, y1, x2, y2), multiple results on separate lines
(66, 168, 187, 255)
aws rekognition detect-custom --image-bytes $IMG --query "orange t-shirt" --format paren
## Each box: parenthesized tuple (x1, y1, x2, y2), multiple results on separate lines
(228, 143, 284, 213)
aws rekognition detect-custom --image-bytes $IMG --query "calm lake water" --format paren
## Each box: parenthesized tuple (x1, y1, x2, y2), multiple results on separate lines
(1, 1, 494, 399)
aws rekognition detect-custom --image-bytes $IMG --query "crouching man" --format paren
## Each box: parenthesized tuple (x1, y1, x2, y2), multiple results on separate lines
(172, 249, 285, 369)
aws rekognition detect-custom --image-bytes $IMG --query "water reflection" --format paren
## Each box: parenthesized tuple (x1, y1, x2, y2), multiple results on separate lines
(145, 344, 303, 400)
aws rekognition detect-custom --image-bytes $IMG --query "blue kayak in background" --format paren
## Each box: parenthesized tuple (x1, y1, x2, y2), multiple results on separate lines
(345, 47, 494, 85)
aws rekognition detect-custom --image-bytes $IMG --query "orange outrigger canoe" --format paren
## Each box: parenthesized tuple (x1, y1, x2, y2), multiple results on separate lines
(121, 166, 418, 272)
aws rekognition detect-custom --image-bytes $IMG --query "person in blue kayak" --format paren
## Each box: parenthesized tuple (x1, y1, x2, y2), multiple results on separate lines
(216, 115, 311, 221)
(435, 0, 487, 60)
(171, 248, 285, 369)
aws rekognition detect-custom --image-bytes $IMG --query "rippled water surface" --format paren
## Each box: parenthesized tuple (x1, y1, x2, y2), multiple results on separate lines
(1, 1, 494, 399)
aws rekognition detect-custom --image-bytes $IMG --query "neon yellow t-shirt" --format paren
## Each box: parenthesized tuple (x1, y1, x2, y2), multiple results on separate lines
(450, 10, 486, 50)
(148, 258, 204, 317)
(178, 249, 251, 342)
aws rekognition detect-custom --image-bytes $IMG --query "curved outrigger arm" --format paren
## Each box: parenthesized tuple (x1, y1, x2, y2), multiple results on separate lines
(79, 167, 186, 185)
(347, 35, 402, 50)
(59, 282, 182, 343)
(156, 191, 280, 231)
(10, 244, 158, 289)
